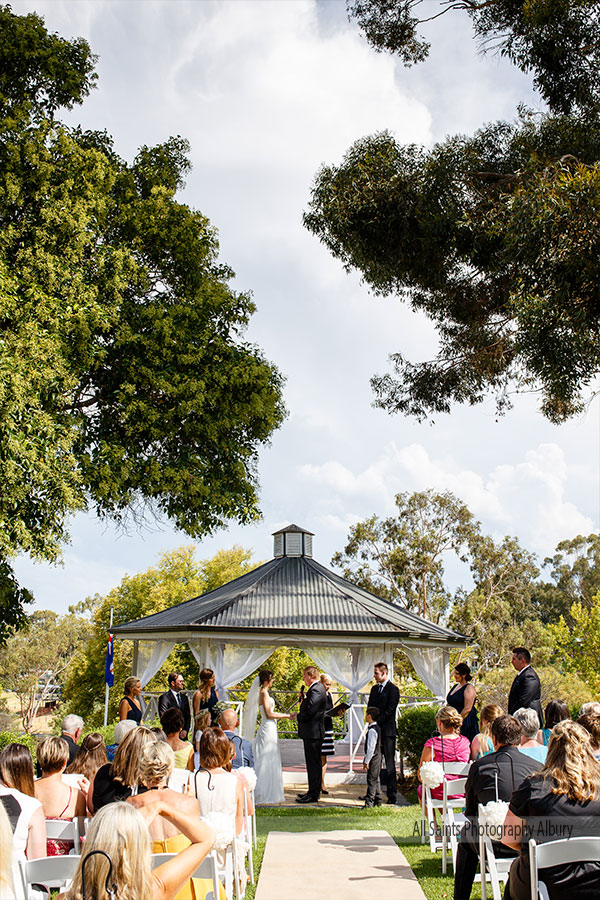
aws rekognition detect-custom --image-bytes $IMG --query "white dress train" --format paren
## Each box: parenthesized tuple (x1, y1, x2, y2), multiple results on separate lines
(253, 694, 285, 804)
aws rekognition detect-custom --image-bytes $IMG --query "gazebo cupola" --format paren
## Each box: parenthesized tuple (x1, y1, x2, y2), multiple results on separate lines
(272, 523, 314, 559)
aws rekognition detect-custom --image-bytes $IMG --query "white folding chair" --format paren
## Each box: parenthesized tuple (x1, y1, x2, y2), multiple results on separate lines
(421, 761, 470, 853)
(45, 817, 81, 853)
(20, 854, 81, 898)
(529, 836, 600, 900)
(151, 851, 222, 899)
(477, 804, 514, 900)
(250, 789, 256, 851)
(242, 789, 254, 885)
(441, 776, 468, 873)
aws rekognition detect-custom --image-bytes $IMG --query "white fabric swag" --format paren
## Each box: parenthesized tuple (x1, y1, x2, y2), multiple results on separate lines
(187, 639, 272, 699)
(135, 640, 176, 688)
(402, 645, 449, 700)
(308, 645, 381, 736)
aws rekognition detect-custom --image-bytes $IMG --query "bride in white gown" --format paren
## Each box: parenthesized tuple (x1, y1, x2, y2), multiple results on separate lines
(252, 670, 292, 804)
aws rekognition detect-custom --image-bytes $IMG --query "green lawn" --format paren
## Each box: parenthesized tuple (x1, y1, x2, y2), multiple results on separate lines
(246, 802, 483, 900)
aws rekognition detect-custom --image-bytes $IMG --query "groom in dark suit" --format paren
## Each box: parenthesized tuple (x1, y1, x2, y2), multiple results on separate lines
(367, 662, 400, 804)
(507, 647, 543, 728)
(296, 665, 326, 803)
(158, 672, 191, 739)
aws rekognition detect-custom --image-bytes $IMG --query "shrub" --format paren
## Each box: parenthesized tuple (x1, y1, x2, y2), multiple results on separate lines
(396, 704, 438, 772)
(478, 666, 594, 714)
(0, 730, 38, 762)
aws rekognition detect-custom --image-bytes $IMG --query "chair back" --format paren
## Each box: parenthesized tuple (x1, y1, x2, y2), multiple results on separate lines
(45, 816, 81, 852)
(168, 768, 191, 792)
(151, 850, 221, 899)
(20, 855, 81, 897)
(529, 837, 600, 900)
(443, 777, 468, 803)
(442, 762, 471, 776)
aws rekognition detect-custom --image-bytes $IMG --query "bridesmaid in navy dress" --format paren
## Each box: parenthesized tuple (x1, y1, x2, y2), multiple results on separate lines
(192, 667, 219, 727)
(118, 676, 143, 725)
(446, 663, 478, 742)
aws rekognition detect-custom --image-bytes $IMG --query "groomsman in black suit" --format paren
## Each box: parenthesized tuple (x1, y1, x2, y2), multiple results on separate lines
(507, 647, 543, 728)
(367, 662, 400, 804)
(296, 665, 327, 803)
(158, 672, 191, 739)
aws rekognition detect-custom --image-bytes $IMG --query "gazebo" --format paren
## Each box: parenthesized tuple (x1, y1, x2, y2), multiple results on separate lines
(112, 524, 468, 716)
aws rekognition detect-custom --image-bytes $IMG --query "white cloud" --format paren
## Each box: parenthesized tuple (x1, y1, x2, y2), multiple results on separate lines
(298, 441, 596, 557)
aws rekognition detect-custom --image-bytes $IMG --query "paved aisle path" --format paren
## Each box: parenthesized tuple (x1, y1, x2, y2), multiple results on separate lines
(254, 829, 427, 900)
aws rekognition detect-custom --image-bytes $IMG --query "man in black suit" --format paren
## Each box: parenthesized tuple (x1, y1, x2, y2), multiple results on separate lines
(158, 672, 191, 739)
(295, 665, 327, 803)
(453, 714, 539, 900)
(507, 647, 543, 728)
(366, 662, 400, 804)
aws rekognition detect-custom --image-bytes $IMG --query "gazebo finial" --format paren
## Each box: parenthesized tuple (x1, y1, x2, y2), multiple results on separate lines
(272, 523, 314, 558)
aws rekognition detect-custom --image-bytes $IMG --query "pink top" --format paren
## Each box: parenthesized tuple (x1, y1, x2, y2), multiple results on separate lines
(420, 734, 471, 800)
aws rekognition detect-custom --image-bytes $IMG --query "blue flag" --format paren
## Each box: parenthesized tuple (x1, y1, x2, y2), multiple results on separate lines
(105, 634, 114, 687)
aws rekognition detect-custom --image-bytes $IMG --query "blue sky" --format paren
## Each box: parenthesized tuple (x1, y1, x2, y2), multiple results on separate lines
(13, 0, 600, 613)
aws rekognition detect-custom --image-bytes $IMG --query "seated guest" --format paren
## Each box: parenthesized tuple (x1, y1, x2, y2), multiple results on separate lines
(537, 699, 570, 746)
(0, 744, 35, 797)
(502, 721, 600, 900)
(514, 708, 547, 763)
(161, 708, 194, 770)
(470, 704, 503, 760)
(219, 708, 254, 768)
(0, 802, 14, 900)
(106, 718, 137, 761)
(578, 713, 600, 760)
(89, 725, 156, 812)
(57, 801, 215, 900)
(417, 705, 471, 803)
(34, 737, 87, 856)
(65, 731, 108, 784)
(453, 714, 538, 900)
(580, 701, 600, 717)
(0, 770, 45, 894)
(194, 710, 211, 770)
(130, 741, 226, 900)
(118, 675, 143, 724)
(191, 728, 244, 837)
(60, 715, 84, 765)
(151, 727, 168, 742)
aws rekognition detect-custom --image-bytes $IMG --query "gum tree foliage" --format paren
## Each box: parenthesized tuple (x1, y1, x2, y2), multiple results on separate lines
(331, 490, 477, 621)
(532, 532, 600, 623)
(0, 7, 285, 635)
(0, 609, 92, 732)
(305, 1, 600, 423)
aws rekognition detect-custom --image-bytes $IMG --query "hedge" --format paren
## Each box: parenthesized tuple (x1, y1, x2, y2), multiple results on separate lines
(396, 705, 438, 772)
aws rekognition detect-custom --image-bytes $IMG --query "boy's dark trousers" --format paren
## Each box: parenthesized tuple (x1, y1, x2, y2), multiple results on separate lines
(364, 724, 382, 807)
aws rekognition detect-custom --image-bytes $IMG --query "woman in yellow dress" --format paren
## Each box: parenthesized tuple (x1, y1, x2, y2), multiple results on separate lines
(132, 741, 226, 900)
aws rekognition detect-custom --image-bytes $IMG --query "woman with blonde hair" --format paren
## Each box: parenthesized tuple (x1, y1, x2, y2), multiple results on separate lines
(130, 741, 226, 900)
(470, 704, 503, 760)
(416, 705, 471, 802)
(193, 668, 219, 726)
(118, 675, 143, 724)
(89, 725, 156, 812)
(57, 800, 215, 900)
(34, 737, 87, 855)
(502, 721, 600, 900)
(0, 802, 15, 899)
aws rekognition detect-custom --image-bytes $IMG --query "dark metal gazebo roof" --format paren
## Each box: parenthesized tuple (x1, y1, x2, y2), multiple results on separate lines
(113, 525, 467, 647)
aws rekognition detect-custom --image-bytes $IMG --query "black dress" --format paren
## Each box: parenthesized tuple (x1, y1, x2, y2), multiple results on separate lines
(199, 687, 219, 724)
(507, 774, 600, 900)
(321, 692, 335, 757)
(120, 696, 142, 724)
(92, 763, 148, 810)
(446, 683, 479, 742)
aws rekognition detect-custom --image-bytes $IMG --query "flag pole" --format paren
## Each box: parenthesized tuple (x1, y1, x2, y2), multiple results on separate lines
(103, 606, 114, 728)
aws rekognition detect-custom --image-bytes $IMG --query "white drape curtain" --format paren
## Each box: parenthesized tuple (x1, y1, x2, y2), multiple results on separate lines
(135, 641, 176, 688)
(402, 646, 449, 700)
(187, 639, 272, 699)
(308, 645, 381, 735)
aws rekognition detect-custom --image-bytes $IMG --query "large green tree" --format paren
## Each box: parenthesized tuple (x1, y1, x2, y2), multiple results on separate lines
(0, 7, 285, 634)
(305, 1, 600, 423)
(532, 532, 600, 623)
(331, 489, 477, 621)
